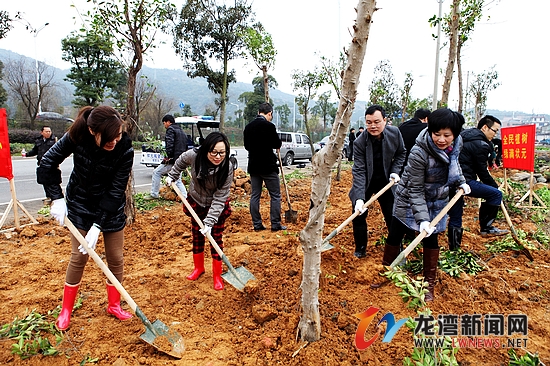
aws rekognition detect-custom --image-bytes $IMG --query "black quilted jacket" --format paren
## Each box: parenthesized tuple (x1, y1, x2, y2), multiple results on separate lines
(37, 132, 134, 232)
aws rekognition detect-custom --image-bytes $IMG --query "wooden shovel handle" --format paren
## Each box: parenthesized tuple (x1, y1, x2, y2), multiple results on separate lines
(390, 189, 464, 269)
(64, 218, 138, 312)
(276, 150, 293, 210)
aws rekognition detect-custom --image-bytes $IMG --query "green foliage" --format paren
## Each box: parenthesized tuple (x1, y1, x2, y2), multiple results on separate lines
(508, 348, 540, 366)
(0, 308, 64, 359)
(485, 229, 538, 254)
(284, 169, 306, 181)
(8, 129, 41, 143)
(533, 229, 550, 249)
(438, 249, 485, 277)
(383, 267, 428, 310)
(368, 60, 400, 119)
(467, 65, 500, 121)
(134, 192, 174, 211)
(0, 59, 8, 106)
(61, 29, 124, 107)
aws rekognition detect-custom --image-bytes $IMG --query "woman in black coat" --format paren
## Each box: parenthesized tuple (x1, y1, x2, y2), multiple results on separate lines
(38, 105, 134, 330)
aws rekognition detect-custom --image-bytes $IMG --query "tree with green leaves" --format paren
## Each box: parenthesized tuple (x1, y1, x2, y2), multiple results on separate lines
(368, 60, 400, 120)
(86, 0, 176, 136)
(319, 52, 346, 99)
(274, 104, 291, 130)
(238, 75, 276, 123)
(241, 24, 277, 103)
(0, 61, 7, 107)
(292, 68, 326, 154)
(174, 0, 255, 131)
(311, 91, 336, 133)
(468, 66, 499, 122)
(61, 30, 124, 107)
(399, 72, 414, 124)
(182, 104, 193, 117)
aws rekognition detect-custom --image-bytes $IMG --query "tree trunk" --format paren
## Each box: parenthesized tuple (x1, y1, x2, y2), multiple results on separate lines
(297, 0, 376, 342)
(440, 0, 460, 107)
(262, 65, 270, 103)
(457, 41, 463, 113)
(219, 54, 229, 132)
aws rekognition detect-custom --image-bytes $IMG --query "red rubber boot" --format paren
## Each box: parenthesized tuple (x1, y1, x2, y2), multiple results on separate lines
(212, 259, 224, 291)
(56, 282, 80, 331)
(106, 282, 133, 320)
(187, 252, 205, 280)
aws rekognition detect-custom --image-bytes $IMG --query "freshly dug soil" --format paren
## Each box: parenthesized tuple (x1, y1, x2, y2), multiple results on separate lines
(1, 167, 549, 365)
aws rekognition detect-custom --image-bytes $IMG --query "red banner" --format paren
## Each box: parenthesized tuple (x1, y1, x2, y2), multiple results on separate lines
(0, 108, 14, 180)
(501, 124, 536, 172)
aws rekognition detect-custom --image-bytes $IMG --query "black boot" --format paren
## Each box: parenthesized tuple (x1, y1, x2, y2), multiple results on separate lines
(479, 202, 509, 237)
(353, 222, 368, 258)
(354, 244, 367, 258)
(447, 226, 463, 251)
(423, 248, 440, 302)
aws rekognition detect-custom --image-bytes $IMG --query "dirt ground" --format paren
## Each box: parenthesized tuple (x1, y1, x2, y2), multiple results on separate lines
(1, 166, 549, 366)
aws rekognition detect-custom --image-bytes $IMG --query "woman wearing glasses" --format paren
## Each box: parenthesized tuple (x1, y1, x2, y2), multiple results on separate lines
(167, 132, 234, 290)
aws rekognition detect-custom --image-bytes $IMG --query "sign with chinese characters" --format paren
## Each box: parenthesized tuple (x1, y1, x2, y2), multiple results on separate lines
(0, 108, 14, 180)
(501, 124, 536, 172)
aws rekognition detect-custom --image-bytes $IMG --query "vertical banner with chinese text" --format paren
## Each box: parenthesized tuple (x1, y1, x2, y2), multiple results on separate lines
(501, 124, 536, 172)
(0, 108, 14, 180)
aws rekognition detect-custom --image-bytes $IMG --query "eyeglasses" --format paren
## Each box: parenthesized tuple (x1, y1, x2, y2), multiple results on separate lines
(209, 150, 226, 157)
(489, 127, 499, 134)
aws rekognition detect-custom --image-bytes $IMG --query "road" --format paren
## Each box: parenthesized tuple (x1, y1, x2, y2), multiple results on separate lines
(0, 148, 250, 216)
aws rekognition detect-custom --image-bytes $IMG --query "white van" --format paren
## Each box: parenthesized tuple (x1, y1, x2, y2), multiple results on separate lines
(277, 132, 318, 166)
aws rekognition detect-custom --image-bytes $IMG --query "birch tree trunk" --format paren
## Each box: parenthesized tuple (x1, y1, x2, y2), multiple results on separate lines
(440, 0, 460, 107)
(457, 41, 464, 113)
(297, 0, 376, 342)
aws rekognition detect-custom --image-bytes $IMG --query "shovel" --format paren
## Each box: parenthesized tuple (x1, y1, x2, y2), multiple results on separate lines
(321, 179, 396, 252)
(277, 150, 298, 224)
(171, 184, 256, 291)
(390, 189, 464, 269)
(500, 201, 534, 261)
(64, 218, 184, 358)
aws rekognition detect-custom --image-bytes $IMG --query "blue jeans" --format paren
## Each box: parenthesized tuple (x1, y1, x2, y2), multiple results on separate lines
(448, 180, 502, 227)
(250, 172, 282, 227)
(151, 163, 186, 197)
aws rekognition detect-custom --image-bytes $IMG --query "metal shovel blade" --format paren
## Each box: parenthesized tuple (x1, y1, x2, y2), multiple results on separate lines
(137, 309, 184, 359)
(285, 209, 298, 224)
(321, 241, 334, 252)
(221, 265, 256, 291)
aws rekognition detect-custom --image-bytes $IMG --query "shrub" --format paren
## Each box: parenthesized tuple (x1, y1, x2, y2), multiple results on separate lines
(8, 129, 41, 144)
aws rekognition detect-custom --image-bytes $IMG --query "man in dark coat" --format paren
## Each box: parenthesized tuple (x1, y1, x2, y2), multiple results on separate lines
(398, 108, 430, 167)
(27, 125, 57, 165)
(27, 125, 57, 199)
(244, 102, 286, 232)
(349, 105, 406, 258)
(147, 114, 188, 199)
(447, 115, 509, 250)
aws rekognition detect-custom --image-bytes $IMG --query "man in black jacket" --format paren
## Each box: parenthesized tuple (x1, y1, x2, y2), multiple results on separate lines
(26, 125, 56, 165)
(244, 102, 286, 232)
(349, 105, 406, 258)
(398, 108, 430, 167)
(146, 114, 188, 199)
(447, 115, 509, 250)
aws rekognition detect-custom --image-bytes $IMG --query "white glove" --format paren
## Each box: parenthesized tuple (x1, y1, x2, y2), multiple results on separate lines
(354, 199, 367, 214)
(50, 198, 67, 225)
(419, 221, 435, 237)
(389, 173, 400, 183)
(79, 224, 101, 255)
(165, 176, 173, 186)
(459, 183, 471, 195)
(199, 225, 212, 237)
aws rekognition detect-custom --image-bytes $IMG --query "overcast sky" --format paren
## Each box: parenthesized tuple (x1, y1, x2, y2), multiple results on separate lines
(1, 0, 548, 114)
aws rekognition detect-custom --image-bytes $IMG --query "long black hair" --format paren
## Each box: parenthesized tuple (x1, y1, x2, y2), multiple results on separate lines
(194, 132, 231, 190)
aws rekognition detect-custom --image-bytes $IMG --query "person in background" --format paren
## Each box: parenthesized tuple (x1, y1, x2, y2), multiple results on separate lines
(349, 105, 406, 258)
(356, 126, 364, 138)
(488, 137, 502, 169)
(243, 102, 286, 232)
(374, 108, 469, 301)
(146, 114, 188, 200)
(348, 128, 356, 161)
(37, 106, 134, 330)
(167, 132, 234, 290)
(398, 108, 431, 166)
(447, 115, 509, 250)
(27, 125, 58, 200)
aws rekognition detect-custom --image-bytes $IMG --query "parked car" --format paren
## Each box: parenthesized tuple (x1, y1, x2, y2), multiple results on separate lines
(315, 135, 350, 159)
(140, 116, 237, 168)
(277, 132, 318, 166)
(35, 111, 74, 122)
(539, 139, 550, 145)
